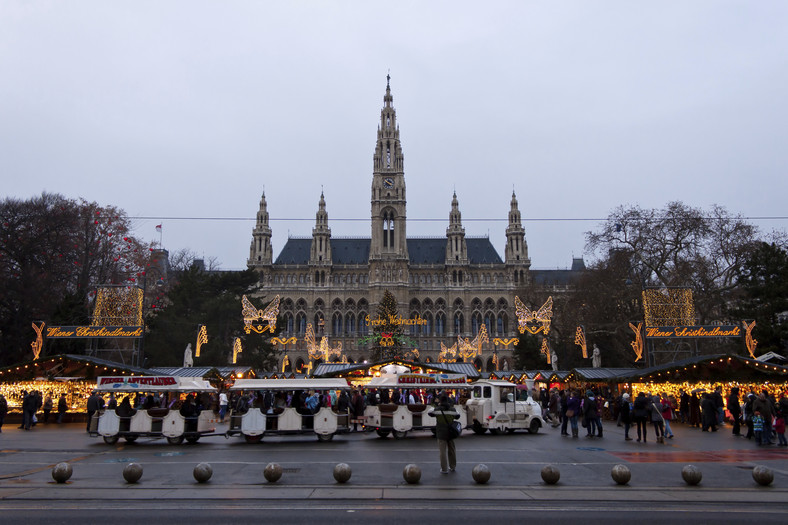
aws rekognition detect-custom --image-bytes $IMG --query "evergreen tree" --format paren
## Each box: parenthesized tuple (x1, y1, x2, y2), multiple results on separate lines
(512, 333, 545, 370)
(370, 289, 404, 361)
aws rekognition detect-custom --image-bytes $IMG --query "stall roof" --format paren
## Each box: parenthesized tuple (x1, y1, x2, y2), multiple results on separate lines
(312, 359, 480, 378)
(0, 354, 156, 381)
(150, 366, 255, 380)
(612, 354, 788, 383)
(230, 378, 351, 391)
(565, 368, 640, 382)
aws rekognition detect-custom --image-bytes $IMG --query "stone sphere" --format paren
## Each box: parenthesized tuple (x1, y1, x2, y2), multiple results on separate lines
(472, 464, 491, 484)
(333, 463, 352, 484)
(752, 465, 774, 486)
(681, 465, 702, 486)
(540, 465, 560, 485)
(193, 462, 213, 483)
(52, 462, 73, 484)
(123, 463, 143, 484)
(402, 464, 421, 484)
(611, 464, 631, 485)
(264, 463, 283, 483)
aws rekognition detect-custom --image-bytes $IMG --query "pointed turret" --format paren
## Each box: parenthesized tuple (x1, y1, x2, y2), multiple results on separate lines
(310, 191, 332, 265)
(248, 191, 273, 269)
(505, 190, 530, 283)
(446, 192, 469, 265)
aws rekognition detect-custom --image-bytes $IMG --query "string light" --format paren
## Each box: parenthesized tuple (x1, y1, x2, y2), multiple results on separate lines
(195, 325, 208, 357)
(91, 286, 143, 326)
(743, 320, 758, 358)
(232, 337, 243, 364)
(31, 322, 45, 360)
(642, 288, 695, 327)
(574, 326, 587, 358)
(629, 322, 644, 361)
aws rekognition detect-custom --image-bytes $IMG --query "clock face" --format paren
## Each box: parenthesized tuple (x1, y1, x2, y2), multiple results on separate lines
(383, 177, 394, 188)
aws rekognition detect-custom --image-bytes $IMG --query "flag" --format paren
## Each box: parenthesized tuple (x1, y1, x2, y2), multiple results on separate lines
(155, 224, 162, 232)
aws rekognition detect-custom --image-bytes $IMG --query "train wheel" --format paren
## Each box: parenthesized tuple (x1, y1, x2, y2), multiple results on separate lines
(244, 434, 262, 444)
(506, 428, 516, 434)
(317, 433, 334, 442)
(186, 436, 200, 444)
(376, 429, 391, 438)
(490, 428, 501, 435)
(392, 430, 407, 440)
(472, 424, 487, 435)
(103, 435, 119, 445)
(124, 435, 138, 443)
(529, 420, 541, 434)
(167, 436, 184, 445)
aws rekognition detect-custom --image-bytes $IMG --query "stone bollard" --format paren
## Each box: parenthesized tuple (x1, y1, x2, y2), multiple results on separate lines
(193, 463, 213, 483)
(402, 464, 421, 484)
(52, 462, 73, 484)
(611, 464, 631, 485)
(752, 465, 774, 486)
(123, 463, 143, 484)
(540, 465, 560, 485)
(681, 465, 702, 486)
(264, 463, 283, 483)
(472, 464, 491, 484)
(333, 463, 352, 484)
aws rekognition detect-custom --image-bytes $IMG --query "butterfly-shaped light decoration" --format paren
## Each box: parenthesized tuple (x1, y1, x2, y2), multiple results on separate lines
(457, 323, 488, 360)
(304, 323, 343, 361)
(438, 341, 458, 362)
(514, 296, 553, 335)
(241, 294, 280, 334)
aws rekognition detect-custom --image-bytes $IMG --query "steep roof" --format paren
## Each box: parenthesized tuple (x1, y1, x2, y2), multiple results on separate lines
(274, 237, 503, 266)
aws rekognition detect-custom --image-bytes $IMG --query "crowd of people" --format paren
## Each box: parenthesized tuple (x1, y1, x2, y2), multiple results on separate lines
(536, 384, 788, 447)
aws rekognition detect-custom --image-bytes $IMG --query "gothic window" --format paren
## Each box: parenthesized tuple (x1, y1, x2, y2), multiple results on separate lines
(345, 313, 356, 335)
(410, 312, 419, 336)
(386, 116, 390, 129)
(471, 313, 481, 336)
(423, 312, 433, 336)
(386, 141, 391, 167)
(359, 313, 368, 336)
(436, 312, 446, 336)
(454, 312, 464, 335)
(497, 313, 507, 335)
(484, 312, 494, 334)
(296, 313, 306, 335)
(332, 313, 342, 336)
(285, 313, 294, 335)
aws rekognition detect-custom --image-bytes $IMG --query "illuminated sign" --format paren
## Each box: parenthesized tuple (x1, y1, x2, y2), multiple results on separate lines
(397, 373, 467, 385)
(644, 325, 742, 339)
(46, 326, 143, 338)
(98, 376, 177, 387)
(366, 315, 427, 327)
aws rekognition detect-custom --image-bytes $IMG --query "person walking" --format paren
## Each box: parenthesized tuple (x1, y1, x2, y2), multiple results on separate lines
(620, 393, 633, 441)
(42, 393, 53, 423)
(559, 390, 569, 436)
(633, 392, 649, 442)
(566, 390, 581, 438)
(583, 390, 602, 438)
(660, 394, 674, 439)
(351, 390, 365, 432)
(728, 387, 742, 436)
(0, 393, 7, 432)
(57, 393, 68, 424)
(218, 391, 229, 423)
(701, 393, 718, 433)
(650, 395, 665, 443)
(428, 394, 460, 474)
(22, 390, 37, 430)
(86, 390, 104, 432)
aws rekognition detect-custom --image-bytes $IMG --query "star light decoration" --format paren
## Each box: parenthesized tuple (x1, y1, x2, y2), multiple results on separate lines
(574, 326, 588, 358)
(195, 325, 207, 358)
(31, 322, 45, 359)
(514, 296, 553, 335)
(743, 320, 757, 358)
(241, 295, 279, 334)
(232, 337, 243, 364)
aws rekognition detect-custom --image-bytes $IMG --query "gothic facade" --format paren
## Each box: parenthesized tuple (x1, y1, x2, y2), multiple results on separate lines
(247, 78, 582, 372)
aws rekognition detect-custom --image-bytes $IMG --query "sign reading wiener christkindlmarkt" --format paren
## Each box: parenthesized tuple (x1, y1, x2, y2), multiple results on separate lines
(45, 326, 144, 338)
(644, 325, 741, 339)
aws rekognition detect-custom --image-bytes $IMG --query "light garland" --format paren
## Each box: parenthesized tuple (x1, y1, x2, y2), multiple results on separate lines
(574, 326, 587, 358)
(515, 296, 553, 335)
(743, 320, 757, 358)
(91, 286, 143, 326)
(195, 325, 207, 357)
(232, 337, 243, 364)
(642, 288, 695, 327)
(31, 322, 45, 360)
(629, 322, 644, 361)
(242, 294, 279, 334)
(493, 337, 518, 347)
(271, 337, 297, 346)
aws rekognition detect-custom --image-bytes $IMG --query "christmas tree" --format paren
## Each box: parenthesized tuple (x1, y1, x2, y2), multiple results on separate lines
(370, 289, 405, 360)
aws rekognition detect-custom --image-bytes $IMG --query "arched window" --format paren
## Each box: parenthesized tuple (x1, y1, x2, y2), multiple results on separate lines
(484, 312, 494, 334)
(454, 312, 464, 335)
(359, 313, 368, 336)
(296, 312, 306, 335)
(497, 313, 507, 335)
(285, 312, 294, 335)
(423, 312, 433, 336)
(332, 313, 342, 336)
(345, 313, 356, 335)
(471, 313, 481, 335)
(436, 312, 446, 336)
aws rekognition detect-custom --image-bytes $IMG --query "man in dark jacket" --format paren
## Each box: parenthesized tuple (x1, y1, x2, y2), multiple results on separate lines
(728, 387, 742, 436)
(86, 391, 104, 432)
(428, 394, 460, 474)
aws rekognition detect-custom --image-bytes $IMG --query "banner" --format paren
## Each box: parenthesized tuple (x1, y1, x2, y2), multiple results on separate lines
(645, 325, 741, 339)
(46, 326, 143, 338)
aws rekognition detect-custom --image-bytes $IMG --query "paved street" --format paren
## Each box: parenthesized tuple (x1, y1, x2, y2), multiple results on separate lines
(1, 418, 786, 523)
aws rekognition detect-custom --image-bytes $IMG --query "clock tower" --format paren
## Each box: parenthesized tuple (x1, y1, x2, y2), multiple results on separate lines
(370, 75, 408, 293)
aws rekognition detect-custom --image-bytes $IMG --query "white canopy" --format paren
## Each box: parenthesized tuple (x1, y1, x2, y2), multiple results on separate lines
(230, 378, 351, 391)
(96, 376, 216, 392)
(366, 373, 470, 389)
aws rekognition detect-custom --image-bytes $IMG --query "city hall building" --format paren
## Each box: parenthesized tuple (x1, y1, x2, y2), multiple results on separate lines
(247, 78, 583, 372)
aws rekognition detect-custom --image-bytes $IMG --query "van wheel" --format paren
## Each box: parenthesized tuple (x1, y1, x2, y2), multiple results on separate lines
(103, 435, 119, 445)
(376, 429, 391, 438)
(529, 420, 541, 434)
(167, 436, 184, 445)
(244, 434, 262, 444)
(317, 433, 334, 442)
(392, 430, 407, 440)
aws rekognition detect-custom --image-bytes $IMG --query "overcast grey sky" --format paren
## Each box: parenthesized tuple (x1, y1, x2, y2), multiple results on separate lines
(2, 1, 787, 270)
